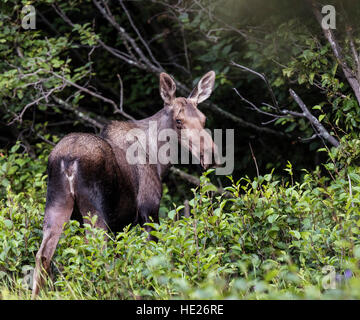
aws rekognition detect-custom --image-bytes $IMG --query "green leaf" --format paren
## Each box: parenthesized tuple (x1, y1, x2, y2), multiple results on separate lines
(349, 172, 360, 184)
(267, 214, 279, 224)
(4, 219, 13, 229)
(1, 178, 10, 188)
(7, 166, 18, 175)
(17, 90, 23, 100)
(318, 114, 325, 122)
(290, 230, 301, 240)
(312, 105, 322, 110)
(168, 210, 176, 220)
(309, 73, 315, 84)
(202, 184, 218, 193)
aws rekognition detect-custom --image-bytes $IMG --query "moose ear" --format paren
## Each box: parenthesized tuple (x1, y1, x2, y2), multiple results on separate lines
(188, 71, 215, 105)
(159, 72, 176, 105)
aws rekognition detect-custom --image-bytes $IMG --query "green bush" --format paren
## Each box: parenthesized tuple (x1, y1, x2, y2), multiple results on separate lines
(1, 141, 360, 299)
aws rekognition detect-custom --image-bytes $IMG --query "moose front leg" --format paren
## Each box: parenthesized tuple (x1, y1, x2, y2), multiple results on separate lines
(138, 201, 160, 242)
(136, 168, 162, 242)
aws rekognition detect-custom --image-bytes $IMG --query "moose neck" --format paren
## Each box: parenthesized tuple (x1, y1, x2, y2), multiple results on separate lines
(136, 107, 176, 179)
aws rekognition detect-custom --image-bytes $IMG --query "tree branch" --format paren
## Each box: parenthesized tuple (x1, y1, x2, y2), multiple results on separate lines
(170, 167, 201, 186)
(231, 61, 340, 147)
(52, 96, 105, 130)
(118, 0, 162, 70)
(49, 71, 135, 120)
(289, 89, 340, 147)
(9, 83, 66, 125)
(231, 61, 279, 111)
(169, 167, 226, 195)
(93, 0, 162, 73)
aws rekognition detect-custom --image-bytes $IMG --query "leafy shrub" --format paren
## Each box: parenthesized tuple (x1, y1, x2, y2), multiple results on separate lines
(1, 141, 360, 299)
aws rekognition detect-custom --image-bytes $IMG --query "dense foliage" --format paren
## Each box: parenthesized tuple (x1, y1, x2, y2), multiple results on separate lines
(1, 141, 360, 299)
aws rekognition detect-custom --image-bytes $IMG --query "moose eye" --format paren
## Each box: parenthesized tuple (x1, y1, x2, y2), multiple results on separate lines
(176, 119, 182, 125)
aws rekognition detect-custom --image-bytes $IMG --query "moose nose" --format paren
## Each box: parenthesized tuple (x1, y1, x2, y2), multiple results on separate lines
(200, 142, 220, 170)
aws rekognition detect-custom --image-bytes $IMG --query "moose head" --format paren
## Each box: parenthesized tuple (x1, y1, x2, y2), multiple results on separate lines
(159, 71, 218, 169)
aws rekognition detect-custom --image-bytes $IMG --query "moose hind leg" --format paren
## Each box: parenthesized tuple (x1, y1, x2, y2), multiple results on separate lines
(77, 194, 108, 230)
(32, 201, 73, 299)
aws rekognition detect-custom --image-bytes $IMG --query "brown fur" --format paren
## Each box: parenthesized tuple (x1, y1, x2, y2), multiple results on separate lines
(32, 71, 217, 298)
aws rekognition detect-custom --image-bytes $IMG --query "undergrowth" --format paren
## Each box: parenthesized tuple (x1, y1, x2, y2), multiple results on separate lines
(1, 139, 360, 299)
